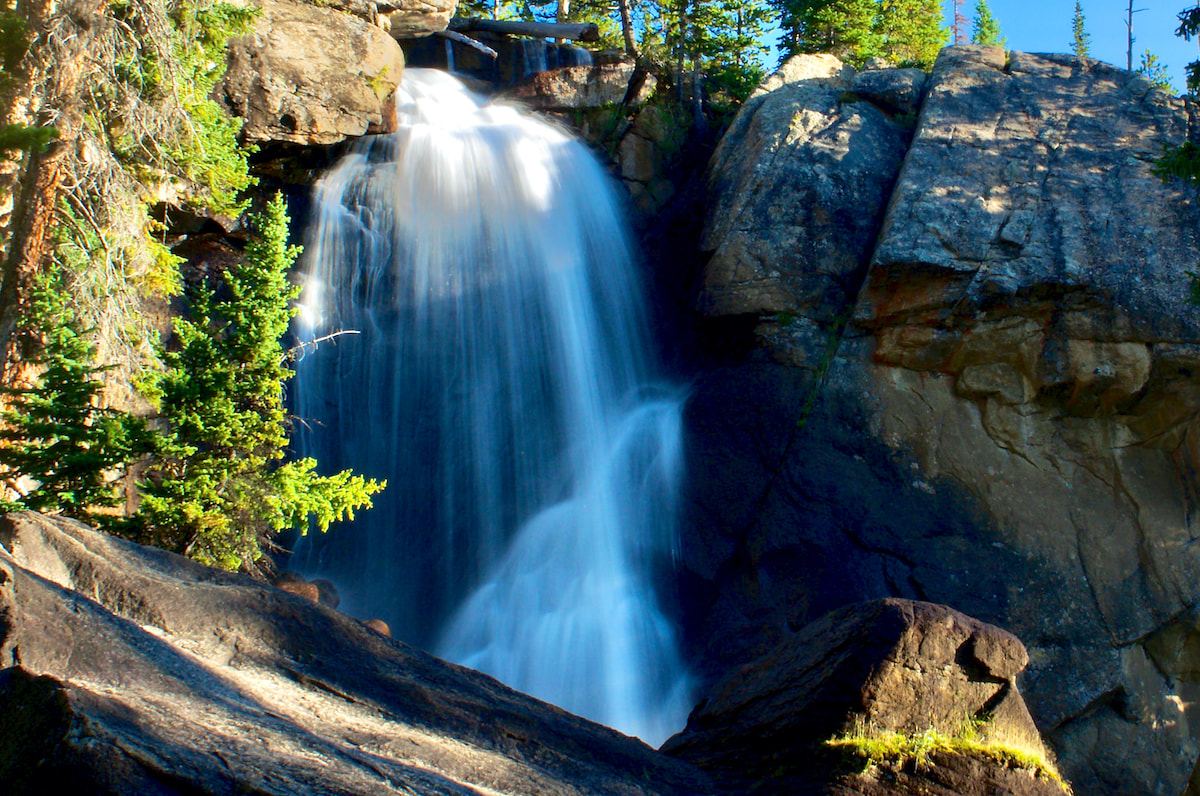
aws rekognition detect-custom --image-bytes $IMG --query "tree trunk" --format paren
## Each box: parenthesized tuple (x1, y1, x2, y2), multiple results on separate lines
(617, 0, 638, 57)
(449, 17, 600, 41)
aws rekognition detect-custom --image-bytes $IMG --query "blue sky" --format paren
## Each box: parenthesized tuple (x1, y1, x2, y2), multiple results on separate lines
(955, 0, 1198, 90)
(758, 1, 1199, 92)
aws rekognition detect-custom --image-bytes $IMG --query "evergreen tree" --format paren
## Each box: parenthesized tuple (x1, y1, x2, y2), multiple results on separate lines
(692, 0, 770, 98)
(970, 0, 1004, 47)
(1154, 6, 1200, 304)
(777, 0, 879, 64)
(0, 275, 150, 525)
(1071, 0, 1090, 57)
(137, 194, 383, 571)
(1138, 49, 1175, 92)
(875, 0, 947, 68)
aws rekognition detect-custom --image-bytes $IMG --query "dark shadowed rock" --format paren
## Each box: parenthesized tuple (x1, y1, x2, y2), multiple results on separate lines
(663, 599, 1061, 795)
(0, 512, 714, 796)
(850, 67, 927, 116)
(683, 45, 1200, 795)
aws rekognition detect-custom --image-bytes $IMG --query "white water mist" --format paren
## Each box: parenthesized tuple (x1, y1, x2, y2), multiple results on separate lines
(292, 68, 690, 744)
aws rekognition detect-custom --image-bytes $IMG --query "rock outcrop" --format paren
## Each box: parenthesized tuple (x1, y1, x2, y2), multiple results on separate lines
(502, 62, 656, 111)
(682, 46, 1200, 795)
(0, 512, 713, 795)
(664, 599, 1064, 795)
(219, 0, 407, 146)
(697, 53, 915, 365)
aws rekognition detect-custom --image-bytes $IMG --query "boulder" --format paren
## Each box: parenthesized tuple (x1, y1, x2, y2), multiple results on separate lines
(850, 66, 927, 116)
(696, 53, 910, 370)
(682, 46, 1200, 795)
(377, 0, 457, 37)
(219, 0, 406, 146)
(501, 63, 656, 112)
(663, 599, 1064, 795)
(0, 512, 713, 795)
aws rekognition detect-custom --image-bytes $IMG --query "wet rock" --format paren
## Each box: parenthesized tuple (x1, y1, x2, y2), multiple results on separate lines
(502, 63, 655, 112)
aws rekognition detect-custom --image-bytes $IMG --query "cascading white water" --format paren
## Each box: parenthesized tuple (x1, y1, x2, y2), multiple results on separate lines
(291, 68, 691, 744)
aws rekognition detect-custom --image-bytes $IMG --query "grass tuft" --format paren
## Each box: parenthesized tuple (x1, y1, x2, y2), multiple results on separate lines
(825, 715, 1071, 793)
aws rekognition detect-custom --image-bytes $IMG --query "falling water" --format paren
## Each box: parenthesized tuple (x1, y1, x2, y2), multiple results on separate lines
(291, 68, 691, 744)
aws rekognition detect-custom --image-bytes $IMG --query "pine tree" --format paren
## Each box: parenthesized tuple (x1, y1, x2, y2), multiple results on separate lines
(0, 275, 150, 525)
(1071, 0, 1090, 57)
(777, 0, 878, 63)
(875, 0, 947, 68)
(970, 0, 1004, 47)
(137, 194, 383, 571)
(692, 0, 770, 98)
(1138, 49, 1175, 92)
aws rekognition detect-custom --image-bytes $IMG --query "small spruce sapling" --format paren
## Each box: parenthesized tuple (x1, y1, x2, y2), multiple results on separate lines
(138, 193, 383, 570)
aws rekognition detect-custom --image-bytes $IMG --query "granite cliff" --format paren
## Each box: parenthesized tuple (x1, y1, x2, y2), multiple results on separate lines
(680, 45, 1200, 795)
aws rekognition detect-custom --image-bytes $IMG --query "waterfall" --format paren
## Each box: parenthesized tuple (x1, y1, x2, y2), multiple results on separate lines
(291, 68, 691, 744)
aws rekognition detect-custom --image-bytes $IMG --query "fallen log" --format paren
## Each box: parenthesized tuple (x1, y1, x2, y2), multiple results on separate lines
(448, 17, 600, 42)
(435, 28, 500, 58)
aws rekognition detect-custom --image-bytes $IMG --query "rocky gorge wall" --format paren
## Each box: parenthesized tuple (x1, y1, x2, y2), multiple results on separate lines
(681, 44, 1200, 795)
(166, 10, 1200, 790)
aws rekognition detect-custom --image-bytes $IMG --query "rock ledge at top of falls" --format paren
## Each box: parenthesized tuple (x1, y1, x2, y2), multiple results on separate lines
(218, 0, 408, 146)
(680, 46, 1200, 796)
(0, 511, 714, 795)
(663, 599, 1064, 795)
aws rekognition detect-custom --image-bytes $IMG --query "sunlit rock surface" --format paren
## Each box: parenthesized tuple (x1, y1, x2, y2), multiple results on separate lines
(219, 0, 407, 146)
(0, 512, 713, 796)
(664, 599, 1063, 795)
(684, 46, 1200, 795)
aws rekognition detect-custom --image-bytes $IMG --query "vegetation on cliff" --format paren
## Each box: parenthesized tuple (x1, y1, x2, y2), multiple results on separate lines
(0, 274, 151, 525)
(0, 0, 385, 570)
(774, 0, 947, 68)
(827, 716, 1070, 792)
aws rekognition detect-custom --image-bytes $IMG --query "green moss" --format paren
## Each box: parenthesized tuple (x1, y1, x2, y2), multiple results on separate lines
(826, 716, 1071, 793)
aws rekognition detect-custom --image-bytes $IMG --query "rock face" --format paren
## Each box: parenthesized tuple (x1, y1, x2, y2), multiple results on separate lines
(696, 53, 915, 367)
(664, 599, 1063, 795)
(219, 0, 407, 146)
(502, 62, 656, 111)
(0, 512, 713, 795)
(682, 46, 1200, 796)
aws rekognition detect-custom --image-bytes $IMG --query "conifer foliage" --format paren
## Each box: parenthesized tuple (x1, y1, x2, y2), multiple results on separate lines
(970, 0, 1003, 47)
(775, 0, 946, 68)
(0, 276, 150, 524)
(1071, 0, 1090, 57)
(136, 194, 384, 570)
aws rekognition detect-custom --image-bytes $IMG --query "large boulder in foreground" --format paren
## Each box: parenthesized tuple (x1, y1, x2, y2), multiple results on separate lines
(0, 512, 713, 795)
(664, 599, 1065, 795)
(682, 46, 1200, 795)
(219, 0, 406, 146)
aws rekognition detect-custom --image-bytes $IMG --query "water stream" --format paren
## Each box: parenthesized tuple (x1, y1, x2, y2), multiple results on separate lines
(291, 68, 690, 744)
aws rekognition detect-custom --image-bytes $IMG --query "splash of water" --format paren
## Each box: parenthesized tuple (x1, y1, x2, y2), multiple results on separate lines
(292, 68, 690, 744)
